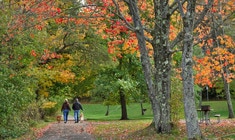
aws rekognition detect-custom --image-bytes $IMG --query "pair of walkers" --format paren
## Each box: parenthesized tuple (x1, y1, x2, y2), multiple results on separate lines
(61, 98, 83, 123)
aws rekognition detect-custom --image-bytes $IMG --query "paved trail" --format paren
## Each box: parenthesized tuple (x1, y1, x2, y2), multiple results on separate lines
(37, 117, 95, 140)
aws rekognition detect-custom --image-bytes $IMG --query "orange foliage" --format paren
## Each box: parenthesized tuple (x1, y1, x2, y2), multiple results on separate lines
(194, 0, 235, 87)
(194, 34, 235, 87)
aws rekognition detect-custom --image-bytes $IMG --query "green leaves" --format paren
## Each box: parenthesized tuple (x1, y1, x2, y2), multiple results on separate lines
(0, 67, 37, 139)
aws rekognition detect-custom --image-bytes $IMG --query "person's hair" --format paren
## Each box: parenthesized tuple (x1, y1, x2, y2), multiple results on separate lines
(65, 99, 68, 102)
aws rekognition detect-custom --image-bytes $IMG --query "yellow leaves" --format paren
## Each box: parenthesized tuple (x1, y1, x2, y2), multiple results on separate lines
(122, 40, 129, 51)
(78, 33, 86, 40)
(54, 70, 75, 83)
(214, 65, 222, 71)
(78, 76, 86, 82)
(41, 101, 57, 109)
(38, 89, 49, 98)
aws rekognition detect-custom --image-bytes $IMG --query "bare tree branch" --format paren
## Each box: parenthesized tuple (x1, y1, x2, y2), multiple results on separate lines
(170, 0, 214, 50)
(111, 0, 136, 31)
(174, 0, 186, 17)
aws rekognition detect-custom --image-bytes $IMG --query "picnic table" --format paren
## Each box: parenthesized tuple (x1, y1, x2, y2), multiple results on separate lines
(197, 105, 212, 125)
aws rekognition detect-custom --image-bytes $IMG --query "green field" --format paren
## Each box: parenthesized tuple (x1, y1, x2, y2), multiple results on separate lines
(82, 103, 153, 121)
(201, 100, 234, 118)
(81, 100, 234, 121)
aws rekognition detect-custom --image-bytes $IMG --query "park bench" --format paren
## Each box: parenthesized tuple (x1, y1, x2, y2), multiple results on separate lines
(214, 114, 221, 123)
(198, 105, 211, 125)
(198, 105, 221, 124)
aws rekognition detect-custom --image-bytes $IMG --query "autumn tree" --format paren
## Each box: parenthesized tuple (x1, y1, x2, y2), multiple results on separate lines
(93, 0, 213, 138)
(0, 1, 110, 138)
(194, 0, 235, 118)
(179, 0, 203, 138)
(0, 1, 42, 139)
(4, 0, 111, 99)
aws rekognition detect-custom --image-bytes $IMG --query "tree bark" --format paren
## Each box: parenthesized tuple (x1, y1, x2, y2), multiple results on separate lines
(126, 0, 171, 133)
(120, 90, 128, 120)
(105, 105, 109, 116)
(181, 0, 202, 139)
(117, 53, 129, 120)
(222, 70, 235, 118)
(140, 102, 145, 115)
(152, 0, 172, 133)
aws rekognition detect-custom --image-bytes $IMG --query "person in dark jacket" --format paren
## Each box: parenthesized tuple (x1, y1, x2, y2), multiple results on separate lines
(72, 98, 83, 123)
(61, 99, 71, 123)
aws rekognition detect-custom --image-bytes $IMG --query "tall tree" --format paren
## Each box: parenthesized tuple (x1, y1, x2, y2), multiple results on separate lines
(97, 0, 213, 136)
(179, 0, 202, 138)
(194, 0, 235, 118)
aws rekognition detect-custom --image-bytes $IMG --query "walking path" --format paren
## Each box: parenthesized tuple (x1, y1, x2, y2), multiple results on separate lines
(37, 116, 95, 140)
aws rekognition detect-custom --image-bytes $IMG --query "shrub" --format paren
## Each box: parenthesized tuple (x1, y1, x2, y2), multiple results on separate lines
(0, 69, 38, 139)
(41, 101, 58, 116)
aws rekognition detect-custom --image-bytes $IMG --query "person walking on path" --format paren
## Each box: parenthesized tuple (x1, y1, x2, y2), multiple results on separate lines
(61, 99, 71, 123)
(72, 98, 83, 123)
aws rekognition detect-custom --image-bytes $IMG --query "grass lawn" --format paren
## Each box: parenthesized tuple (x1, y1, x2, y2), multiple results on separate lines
(82, 100, 234, 121)
(81, 100, 235, 139)
(83, 103, 153, 120)
(201, 100, 233, 118)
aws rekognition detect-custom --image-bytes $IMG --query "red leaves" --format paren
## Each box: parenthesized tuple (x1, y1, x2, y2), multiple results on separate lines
(108, 46, 115, 54)
(8, 0, 62, 33)
(31, 50, 37, 57)
(56, 8, 61, 14)
(30, 49, 62, 66)
(104, 17, 138, 60)
(55, 18, 64, 24)
(105, 21, 129, 36)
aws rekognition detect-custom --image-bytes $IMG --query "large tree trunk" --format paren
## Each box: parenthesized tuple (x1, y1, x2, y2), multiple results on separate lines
(119, 90, 128, 120)
(126, 0, 171, 133)
(181, 0, 202, 139)
(152, 0, 172, 133)
(118, 52, 128, 120)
